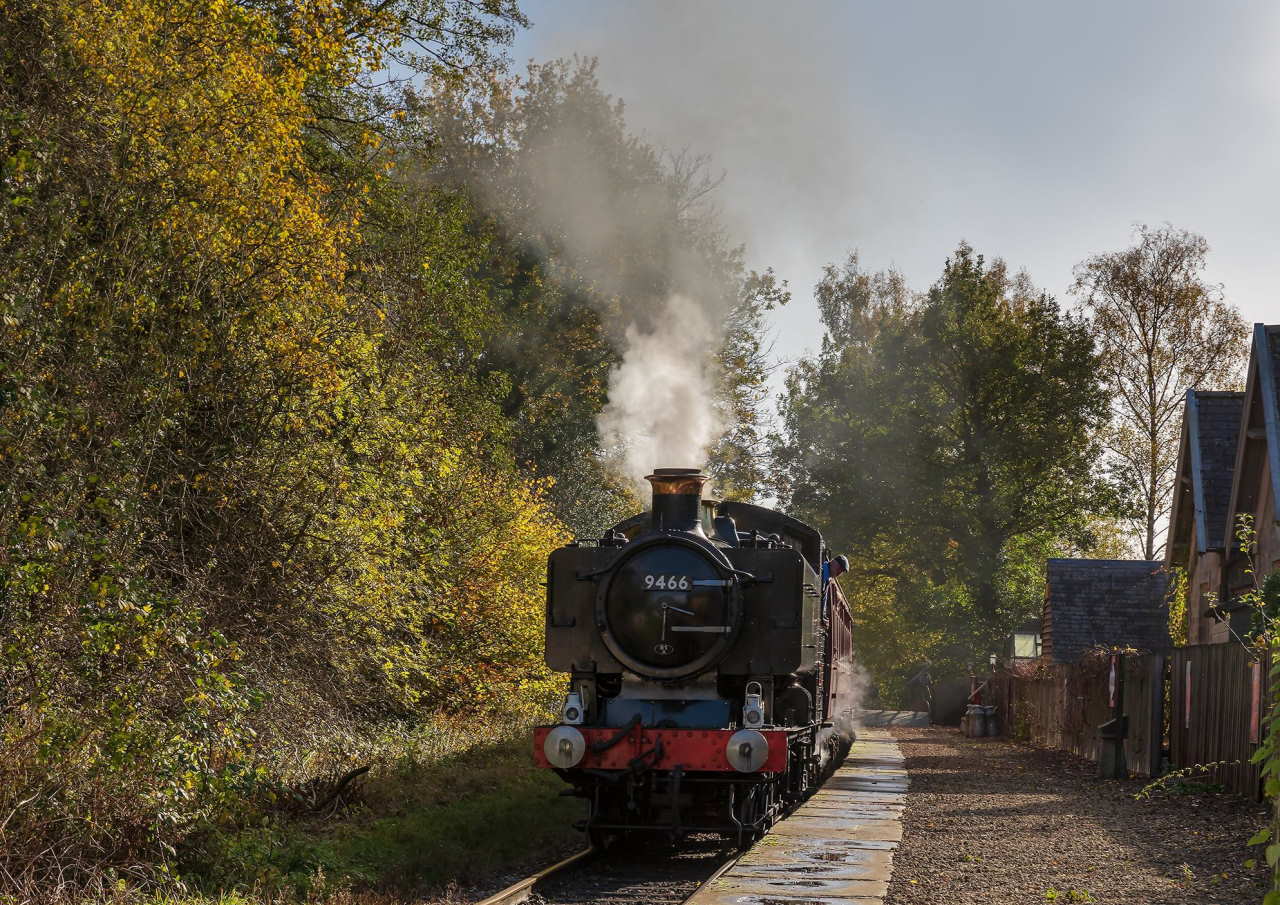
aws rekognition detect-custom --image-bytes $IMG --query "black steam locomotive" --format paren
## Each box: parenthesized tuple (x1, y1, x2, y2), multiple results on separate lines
(532, 468, 857, 844)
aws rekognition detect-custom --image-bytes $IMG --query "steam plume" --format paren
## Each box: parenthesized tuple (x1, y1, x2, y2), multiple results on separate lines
(596, 295, 723, 489)
(416, 57, 745, 496)
(465, 63, 738, 490)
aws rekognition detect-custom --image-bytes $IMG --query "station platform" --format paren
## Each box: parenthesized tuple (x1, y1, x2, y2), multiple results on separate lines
(687, 725, 907, 904)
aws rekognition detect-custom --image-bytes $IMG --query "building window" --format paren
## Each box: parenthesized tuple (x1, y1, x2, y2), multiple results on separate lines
(1012, 631, 1041, 659)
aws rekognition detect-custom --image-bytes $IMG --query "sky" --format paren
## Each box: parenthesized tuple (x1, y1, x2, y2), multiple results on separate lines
(510, 0, 1279, 376)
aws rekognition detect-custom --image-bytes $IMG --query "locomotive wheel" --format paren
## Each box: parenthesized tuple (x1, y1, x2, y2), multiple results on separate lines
(587, 825, 617, 851)
(735, 782, 774, 846)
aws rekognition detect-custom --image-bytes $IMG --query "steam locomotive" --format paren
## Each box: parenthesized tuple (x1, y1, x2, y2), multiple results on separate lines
(532, 468, 857, 845)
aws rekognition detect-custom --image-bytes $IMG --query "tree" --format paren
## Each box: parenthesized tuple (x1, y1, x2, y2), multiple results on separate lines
(776, 246, 1112, 683)
(1072, 225, 1249, 561)
(706, 268, 789, 502)
(0, 0, 562, 876)
(912, 247, 1111, 631)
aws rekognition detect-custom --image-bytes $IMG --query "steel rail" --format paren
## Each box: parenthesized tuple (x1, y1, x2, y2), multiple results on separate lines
(472, 845, 596, 905)
(680, 852, 741, 904)
(472, 843, 739, 905)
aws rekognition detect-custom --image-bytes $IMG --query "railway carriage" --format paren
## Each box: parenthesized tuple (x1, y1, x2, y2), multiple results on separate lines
(532, 467, 858, 844)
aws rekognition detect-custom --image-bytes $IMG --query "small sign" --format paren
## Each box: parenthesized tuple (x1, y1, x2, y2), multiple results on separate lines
(1185, 660, 1193, 730)
(1250, 660, 1263, 745)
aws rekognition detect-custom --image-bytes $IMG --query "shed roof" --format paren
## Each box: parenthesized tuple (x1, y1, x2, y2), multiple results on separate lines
(1042, 559, 1171, 663)
(1223, 324, 1280, 551)
(1167, 390, 1245, 565)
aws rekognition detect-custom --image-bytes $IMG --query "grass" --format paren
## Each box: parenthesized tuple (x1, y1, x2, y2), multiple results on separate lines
(181, 717, 584, 901)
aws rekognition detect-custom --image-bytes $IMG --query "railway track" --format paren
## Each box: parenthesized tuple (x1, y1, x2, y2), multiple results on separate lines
(475, 836, 739, 905)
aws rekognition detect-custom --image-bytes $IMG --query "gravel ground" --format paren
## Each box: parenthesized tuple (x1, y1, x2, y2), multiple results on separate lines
(886, 727, 1270, 905)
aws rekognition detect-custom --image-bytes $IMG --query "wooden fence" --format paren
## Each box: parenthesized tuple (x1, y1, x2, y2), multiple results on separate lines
(1123, 654, 1165, 779)
(1169, 644, 1268, 799)
(991, 645, 1268, 798)
(989, 653, 1163, 778)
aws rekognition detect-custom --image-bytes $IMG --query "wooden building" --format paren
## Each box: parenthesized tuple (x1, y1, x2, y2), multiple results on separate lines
(1041, 559, 1171, 663)
(1166, 390, 1245, 643)
(1221, 324, 1280, 615)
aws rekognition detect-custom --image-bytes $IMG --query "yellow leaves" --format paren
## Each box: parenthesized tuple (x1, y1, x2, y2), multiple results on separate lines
(61, 0, 362, 348)
(0, 0, 567, 827)
(436, 446, 461, 479)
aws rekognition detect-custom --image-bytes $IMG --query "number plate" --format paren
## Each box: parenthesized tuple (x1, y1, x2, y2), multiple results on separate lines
(643, 574, 691, 590)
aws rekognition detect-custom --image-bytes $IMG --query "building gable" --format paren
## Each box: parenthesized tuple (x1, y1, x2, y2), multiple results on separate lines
(1168, 390, 1245, 566)
(1223, 326, 1280, 547)
(1042, 559, 1171, 663)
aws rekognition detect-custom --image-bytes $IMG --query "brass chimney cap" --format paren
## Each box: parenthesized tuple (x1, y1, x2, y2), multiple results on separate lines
(645, 468, 709, 496)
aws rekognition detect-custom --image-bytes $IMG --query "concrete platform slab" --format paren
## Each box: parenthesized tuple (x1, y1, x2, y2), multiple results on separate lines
(691, 890, 881, 905)
(703, 874, 887, 899)
(768, 816, 902, 843)
(685, 725, 907, 904)
(793, 804, 904, 820)
(737, 842, 894, 873)
(796, 797, 904, 811)
(857, 710, 929, 728)
(804, 788, 905, 802)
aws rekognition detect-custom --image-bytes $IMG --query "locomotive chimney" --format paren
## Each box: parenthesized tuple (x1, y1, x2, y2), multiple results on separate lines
(645, 467, 709, 534)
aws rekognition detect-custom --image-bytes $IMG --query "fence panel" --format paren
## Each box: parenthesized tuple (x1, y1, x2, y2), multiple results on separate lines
(996, 647, 1265, 794)
(1169, 645, 1267, 799)
(992, 653, 1163, 777)
(1123, 654, 1164, 779)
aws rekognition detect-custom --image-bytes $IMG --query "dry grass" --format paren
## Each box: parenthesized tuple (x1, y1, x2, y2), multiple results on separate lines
(0, 711, 582, 905)
(175, 713, 582, 902)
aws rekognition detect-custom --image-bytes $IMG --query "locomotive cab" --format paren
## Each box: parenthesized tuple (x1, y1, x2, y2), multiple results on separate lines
(534, 467, 857, 845)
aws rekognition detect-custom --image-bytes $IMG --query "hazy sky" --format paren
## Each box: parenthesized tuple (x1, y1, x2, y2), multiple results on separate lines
(511, 0, 1279, 374)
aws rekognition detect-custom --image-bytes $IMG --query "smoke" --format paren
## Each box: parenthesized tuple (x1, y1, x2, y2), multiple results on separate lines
(846, 659, 874, 729)
(516, 123, 733, 488)
(434, 59, 742, 490)
(509, 2, 891, 387)
(513, 92, 734, 488)
(409, 46, 760, 497)
(596, 295, 723, 490)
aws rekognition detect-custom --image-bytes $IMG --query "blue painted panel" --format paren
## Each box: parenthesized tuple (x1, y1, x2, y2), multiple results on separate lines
(602, 698, 731, 728)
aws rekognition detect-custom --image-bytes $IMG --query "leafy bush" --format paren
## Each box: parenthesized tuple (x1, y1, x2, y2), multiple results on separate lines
(0, 0, 554, 886)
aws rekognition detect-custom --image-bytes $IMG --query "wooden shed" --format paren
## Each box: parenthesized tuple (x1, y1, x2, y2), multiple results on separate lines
(1166, 389, 1245, 644)
(1221, 323, 1280, 616)
(1041, 559, 1171, 663)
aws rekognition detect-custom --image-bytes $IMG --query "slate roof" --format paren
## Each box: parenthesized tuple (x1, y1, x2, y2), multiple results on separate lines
(1042, 559, 1171, 663)
(1260, 325, 1280, 529)
(1170, 390, 1247, 559)
(1194, 392, 1247, 548)
(1222, 324, 1280, 550)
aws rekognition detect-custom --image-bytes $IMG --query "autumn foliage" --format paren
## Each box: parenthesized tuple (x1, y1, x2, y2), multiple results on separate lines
(0, 0, 785, 886)
(0, 0, 563, 883)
